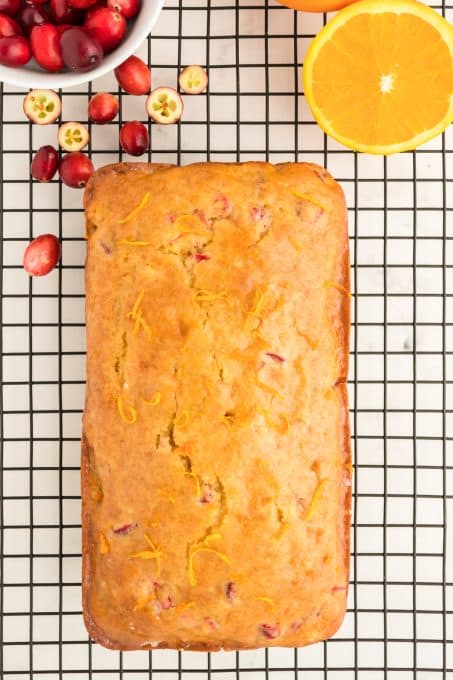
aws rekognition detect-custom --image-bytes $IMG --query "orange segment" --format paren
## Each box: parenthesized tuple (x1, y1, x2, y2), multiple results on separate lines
(303, 0, 453, 154)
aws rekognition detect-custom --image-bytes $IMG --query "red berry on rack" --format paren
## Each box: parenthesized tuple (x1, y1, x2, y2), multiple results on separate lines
(0, 0, 20, 17)
(60, 26, 103, 72)
(23, 234, 61, 277)
(84, 6, 126, 53)
(119, 121, 149, 156)
(114, 55, 151, 95)
(17, 4, 49, 36)
(59, 152, 94, 188)
(68, 0, 98, 7)
(0, 35, 31, 66)
(107, 0, 140, 19)
(88, 92, 119, 123)
(31, 145, 59, 182)
(0, 12, 22, 38)
(31, 24, 64, 72)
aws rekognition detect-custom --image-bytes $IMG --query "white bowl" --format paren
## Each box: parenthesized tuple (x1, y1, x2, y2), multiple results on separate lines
(0, 0, 164, 90)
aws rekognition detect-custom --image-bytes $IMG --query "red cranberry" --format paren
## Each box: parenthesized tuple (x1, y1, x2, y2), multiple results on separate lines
(23, 234, 60, 277)
(59, 152, 94, 188)
(85, 2, 105, 21)
(107, 0, 140, 19)
(60, 26, 103, 72)
(0, 12, 21, 38)
(0, 0, 20, 17)
(265, 352, 285, 363)
(84, 6, 126, 53)
(259, 623, 281, 639)
(88, 92, 119, 124)
(31, 24, 64, 72)
(119, 121, 149, 156)
(68, 0, 97, 7)
(24, 0, 48, 4)
(17, 4, 49, 35)
(31, 145, 59, 182)
(55, 23, 71, 36)
(0, 35, 31, 66)
(50, 0, 83, 24)
(114, 55, 151, 95)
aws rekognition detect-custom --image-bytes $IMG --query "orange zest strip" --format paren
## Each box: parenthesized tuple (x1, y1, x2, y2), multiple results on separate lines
(138, 315, 152, 339)
(188, 548, 232, 586)
(324, 281, 352, 298)
(184, 471, 201, 498)
(252, 377, 284, 401)
(131, 534, 163, 576)
(158, 489, 176, 505)
(117, 396, 137, 425)
(143, 392, 161, 407)
(128, 289, 145, 320)
(305, 479, 327, 520)
(290, 189, 325, 211)
(257, 408, 290, 435)
(288, 236, 303, 252)
(176, 409, 189, 429)
(99, 532, 110, 554)
(118, 192, 150, 224)
(117, 239, 151, 246)
(194, 289, 233, 307)
(254, 596, 275, 609)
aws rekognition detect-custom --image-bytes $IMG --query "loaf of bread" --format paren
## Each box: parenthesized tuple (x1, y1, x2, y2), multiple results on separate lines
(82, 161, 351, 651)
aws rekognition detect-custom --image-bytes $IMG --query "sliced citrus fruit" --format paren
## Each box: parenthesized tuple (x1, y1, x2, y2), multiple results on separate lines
(276, 0, 357, 11)
(303, 0, 453, 154)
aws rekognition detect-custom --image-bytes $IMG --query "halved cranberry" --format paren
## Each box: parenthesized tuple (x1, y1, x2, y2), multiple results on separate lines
(84, 6, 126, 53)
(17, 4, 49, 36)
(107, 0, 140, 19)
(194, 252, 210, 262)
(0, 0, 20, 17)
(31, 24, 64, 72)
(0, 35, 31, 66)
(211, 194, 232, 218)
(60, 26, 103, 72)
(31, 145, 59, 182)
(0, 13, 21, 38)
(59, 152, 94, 188)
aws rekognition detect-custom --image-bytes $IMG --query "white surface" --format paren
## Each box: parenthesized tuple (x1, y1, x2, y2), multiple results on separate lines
(0, 0, 164, 90)
(1, 0, 453, 677)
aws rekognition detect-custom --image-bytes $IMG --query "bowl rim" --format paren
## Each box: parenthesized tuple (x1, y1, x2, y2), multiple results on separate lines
(0, 0, 164, 90)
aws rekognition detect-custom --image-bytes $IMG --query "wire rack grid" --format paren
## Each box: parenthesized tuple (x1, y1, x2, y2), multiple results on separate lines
(1, 0, 453, 677)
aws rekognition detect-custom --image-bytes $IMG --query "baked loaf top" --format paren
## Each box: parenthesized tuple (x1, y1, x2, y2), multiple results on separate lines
(83, 162, 351, 651)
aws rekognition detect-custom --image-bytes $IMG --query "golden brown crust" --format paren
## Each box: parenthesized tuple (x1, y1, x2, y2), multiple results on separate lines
(82, 161, 351, 651)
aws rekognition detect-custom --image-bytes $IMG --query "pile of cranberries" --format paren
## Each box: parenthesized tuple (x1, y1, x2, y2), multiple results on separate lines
(0, 0, 140, 72)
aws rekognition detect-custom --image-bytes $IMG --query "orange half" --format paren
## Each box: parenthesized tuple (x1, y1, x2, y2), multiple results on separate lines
(303, 0, 453, 154)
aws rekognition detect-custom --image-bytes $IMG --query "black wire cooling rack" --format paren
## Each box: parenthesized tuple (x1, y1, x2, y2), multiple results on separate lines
(1, 0, 453, 677)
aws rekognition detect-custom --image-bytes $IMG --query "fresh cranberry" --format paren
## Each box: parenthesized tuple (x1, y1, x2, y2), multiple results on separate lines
(0, 13, 21, 38)
(84, 6, 126, 53)
(59, 152, 94, 188)
(17, 5, 49, 36)
(107, 0, 140, 19)
(50, 0, 83, 24)
(60, 26, 103, 72)
(23, 234, 60, 277)
(114, 55, 151, 95)
(31, 145, 59, 182)
(0, 0, 20, 17)
(68, 0, 97, 7)
(31, 24, 64, 72)
(55, 23, 71, 36)
(88, 92, 119, 124)
(119, 121, 149, 156)
(0, 35, 31, 66)
(85, 1, 104, 20)
(265, 352, 285, 363)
